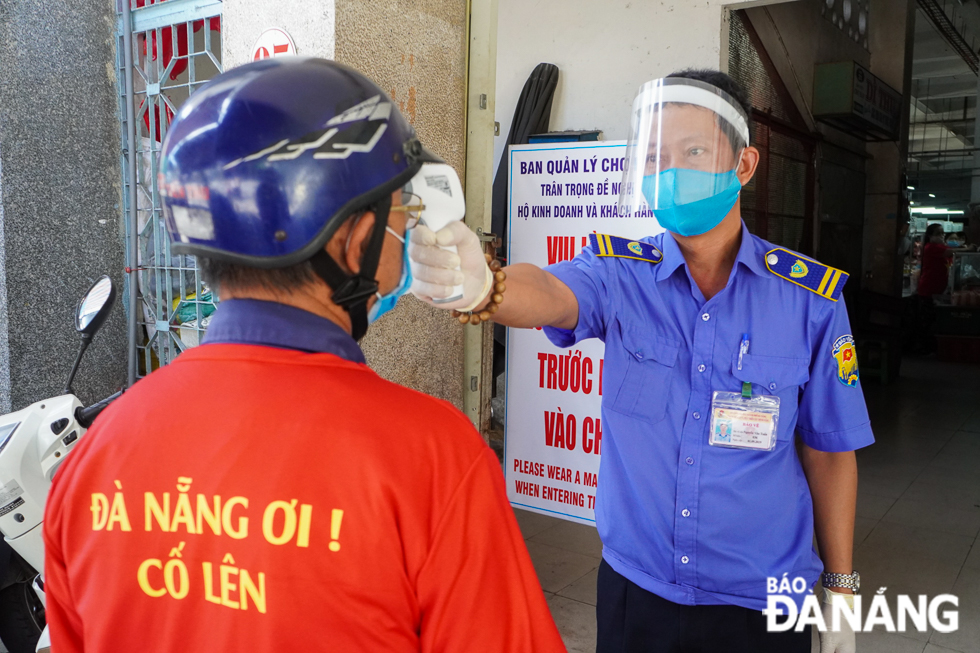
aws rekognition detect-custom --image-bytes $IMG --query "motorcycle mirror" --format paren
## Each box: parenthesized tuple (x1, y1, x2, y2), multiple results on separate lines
(75, 276, 116, 337)
(64, 276, 116, 394)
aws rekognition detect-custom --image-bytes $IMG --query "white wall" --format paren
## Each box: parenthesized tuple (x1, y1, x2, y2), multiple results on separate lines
(223, 0, 335, 67)
(493, 0, 789, 171)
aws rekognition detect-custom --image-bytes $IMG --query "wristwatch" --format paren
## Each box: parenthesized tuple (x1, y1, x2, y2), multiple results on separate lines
(822, 571, 860, 592)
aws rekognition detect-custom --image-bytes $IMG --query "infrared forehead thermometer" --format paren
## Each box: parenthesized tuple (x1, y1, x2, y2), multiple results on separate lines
(404, 163, 466, 304)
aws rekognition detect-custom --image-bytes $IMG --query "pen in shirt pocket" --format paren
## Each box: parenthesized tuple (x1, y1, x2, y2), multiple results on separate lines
(738, 333, 749, 371)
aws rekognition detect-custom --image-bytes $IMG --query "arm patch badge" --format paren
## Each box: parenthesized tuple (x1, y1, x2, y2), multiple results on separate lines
(832, 335, 859, 387)
(765, 248, 848, 301)
(590, 233, 662, 264)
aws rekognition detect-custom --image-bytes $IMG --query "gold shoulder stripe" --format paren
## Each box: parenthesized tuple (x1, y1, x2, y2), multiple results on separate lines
(765, 247, 848, 302)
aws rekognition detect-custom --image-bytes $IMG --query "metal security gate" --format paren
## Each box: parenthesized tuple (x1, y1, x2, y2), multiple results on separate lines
(117, 0, 222, 384)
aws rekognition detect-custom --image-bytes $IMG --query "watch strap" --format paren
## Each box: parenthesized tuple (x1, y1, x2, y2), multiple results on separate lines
(821, 570, 860, 591)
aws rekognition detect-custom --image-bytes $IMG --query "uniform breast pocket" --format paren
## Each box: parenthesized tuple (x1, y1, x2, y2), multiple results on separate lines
(607, 327, 680, 424)
(731, 353, 810, 424)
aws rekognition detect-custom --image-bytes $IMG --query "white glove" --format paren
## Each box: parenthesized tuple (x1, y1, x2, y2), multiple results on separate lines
(409, 221, 493, 312)
(820, 588, 856, 653)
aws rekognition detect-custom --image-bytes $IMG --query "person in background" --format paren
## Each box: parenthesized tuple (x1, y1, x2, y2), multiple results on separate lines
(914, 224, 977, 353)
(913, 224, 949, 354)
(947, 230, 975, 250)
(920, 224, 976, 299)
(43, 58, 565, 653)
(919, 223, 953, 299)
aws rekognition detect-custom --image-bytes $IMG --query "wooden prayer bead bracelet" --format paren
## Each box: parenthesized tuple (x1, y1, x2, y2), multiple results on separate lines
(451, 252, 506, 325)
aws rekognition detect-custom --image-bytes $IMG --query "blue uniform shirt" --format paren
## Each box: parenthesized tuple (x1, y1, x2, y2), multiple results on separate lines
(202, 298, 366, 362)
(544, 223, 874, 611)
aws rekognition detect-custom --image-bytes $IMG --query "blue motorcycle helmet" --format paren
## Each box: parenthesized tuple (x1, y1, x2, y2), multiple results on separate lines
(159, 56, 442, 339)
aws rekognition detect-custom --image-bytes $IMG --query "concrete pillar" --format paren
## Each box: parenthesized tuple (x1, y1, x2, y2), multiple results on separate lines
(0, 0, 127, 411)
(335, 1, 469, 411)
(463, 0, 500, 433)
(863, 0, 916, 295)
(222, 0, 469, 412)
(971, 71, 980, 205)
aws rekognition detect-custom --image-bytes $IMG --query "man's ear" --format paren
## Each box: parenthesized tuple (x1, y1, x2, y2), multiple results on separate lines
(342, 211, 376, 275)
(737, 146, 761, 186)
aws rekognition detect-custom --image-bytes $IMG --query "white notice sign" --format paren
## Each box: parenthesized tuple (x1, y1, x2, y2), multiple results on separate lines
(505, 141, 661, 525)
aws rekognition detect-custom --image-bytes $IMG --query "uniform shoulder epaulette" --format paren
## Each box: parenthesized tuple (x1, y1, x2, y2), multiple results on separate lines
(589, 233, 662, 264)
(765, 248, 848, 301)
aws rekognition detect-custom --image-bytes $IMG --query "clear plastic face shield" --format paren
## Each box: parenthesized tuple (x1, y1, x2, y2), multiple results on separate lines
(617, 78, 750, 237)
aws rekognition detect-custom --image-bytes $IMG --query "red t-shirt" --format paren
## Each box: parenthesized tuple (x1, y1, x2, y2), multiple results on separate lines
(44, 344, 565, 652)
(918, 242, 952, 296)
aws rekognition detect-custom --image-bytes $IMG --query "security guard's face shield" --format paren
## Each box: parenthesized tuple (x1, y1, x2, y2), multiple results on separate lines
(617, 78, 751, 236)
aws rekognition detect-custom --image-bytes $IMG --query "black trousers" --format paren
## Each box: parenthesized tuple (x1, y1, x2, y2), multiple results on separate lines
(596, 560, 811, 653)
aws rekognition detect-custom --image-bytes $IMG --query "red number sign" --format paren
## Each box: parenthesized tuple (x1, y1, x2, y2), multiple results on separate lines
(251, 29, 296, 61)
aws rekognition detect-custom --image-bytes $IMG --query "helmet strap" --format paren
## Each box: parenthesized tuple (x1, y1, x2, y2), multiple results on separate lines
(309, 194, 392, 341)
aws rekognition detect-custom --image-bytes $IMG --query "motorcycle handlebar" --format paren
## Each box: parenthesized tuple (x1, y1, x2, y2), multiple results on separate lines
(75, 390, 124, 428)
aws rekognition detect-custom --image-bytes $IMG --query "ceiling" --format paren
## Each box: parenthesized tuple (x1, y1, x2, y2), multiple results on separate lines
(908, 0, 980, 214)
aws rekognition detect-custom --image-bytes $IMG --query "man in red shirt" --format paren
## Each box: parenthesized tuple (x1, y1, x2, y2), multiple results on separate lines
(44, 58, 565, 652)
(913, 223, 978, 352)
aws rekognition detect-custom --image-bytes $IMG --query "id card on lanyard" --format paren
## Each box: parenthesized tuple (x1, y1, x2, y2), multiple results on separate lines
(709, 392, 780, 451)
(708, 333, 781, 451)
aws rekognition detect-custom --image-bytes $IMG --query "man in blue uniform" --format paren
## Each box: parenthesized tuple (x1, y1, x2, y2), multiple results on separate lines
(410, 70, 872, 653)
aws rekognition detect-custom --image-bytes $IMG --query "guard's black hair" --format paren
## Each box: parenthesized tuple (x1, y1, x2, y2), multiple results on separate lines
(666, 68, 754, 151)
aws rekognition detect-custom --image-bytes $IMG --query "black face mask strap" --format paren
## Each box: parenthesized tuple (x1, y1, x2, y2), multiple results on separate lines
(309, 194, 393, 341)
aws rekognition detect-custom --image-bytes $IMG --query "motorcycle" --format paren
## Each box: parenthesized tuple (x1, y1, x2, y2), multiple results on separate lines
(0, 276, 121, 653)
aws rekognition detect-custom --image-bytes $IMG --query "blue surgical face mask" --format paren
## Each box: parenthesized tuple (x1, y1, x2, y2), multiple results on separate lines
(368, 226, 413, 324)
(641, 155, 743, 237)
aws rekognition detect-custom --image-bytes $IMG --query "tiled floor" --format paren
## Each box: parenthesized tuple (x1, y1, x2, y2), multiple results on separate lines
(516, 357, 980, 653)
